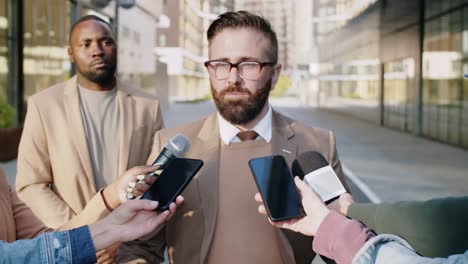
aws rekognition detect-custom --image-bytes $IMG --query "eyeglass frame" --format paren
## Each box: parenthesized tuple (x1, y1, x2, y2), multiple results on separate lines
(204, 60, 277, 80)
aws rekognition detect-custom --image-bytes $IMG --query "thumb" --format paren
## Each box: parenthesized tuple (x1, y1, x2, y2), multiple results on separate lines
(122, 199, 159, 213)
(294, 176, 309, 193)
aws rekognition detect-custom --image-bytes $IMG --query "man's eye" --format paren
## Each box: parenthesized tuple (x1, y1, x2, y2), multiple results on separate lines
(103, 40, 112, 46)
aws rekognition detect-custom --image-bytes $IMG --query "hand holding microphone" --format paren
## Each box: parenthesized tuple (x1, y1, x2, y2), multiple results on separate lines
(127, 134, 191, 199)
(291, 151, 347, 204)
(148, 134, 191, 176)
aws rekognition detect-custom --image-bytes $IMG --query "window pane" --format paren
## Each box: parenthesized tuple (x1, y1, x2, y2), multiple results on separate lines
(0, 0, 8, 102)
(23, 0, 71, 103)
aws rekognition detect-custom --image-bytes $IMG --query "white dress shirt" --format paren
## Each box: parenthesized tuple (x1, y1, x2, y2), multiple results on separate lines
(217, 105, 272, 145)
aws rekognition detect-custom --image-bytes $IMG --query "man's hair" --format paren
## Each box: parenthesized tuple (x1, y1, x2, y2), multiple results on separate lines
(69, 15, 112, 43)
(207, 11, 278, 63)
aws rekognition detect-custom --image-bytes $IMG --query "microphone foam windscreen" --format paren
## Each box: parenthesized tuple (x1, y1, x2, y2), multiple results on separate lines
(167, 134, 191, 157)
(292, 151, 329, 179)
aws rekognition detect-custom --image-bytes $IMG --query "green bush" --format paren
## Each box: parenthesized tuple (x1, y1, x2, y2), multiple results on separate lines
(0, 98, 15, 128)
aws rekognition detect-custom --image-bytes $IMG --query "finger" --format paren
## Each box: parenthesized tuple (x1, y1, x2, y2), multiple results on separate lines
(174, 195, 184, 206)
(167, 201, 177, 216)
(128, 165, 160, 177)
(294, 176, 312, 194)
(122, 199, 159, 212)
(254, 192, 263, 203)
(146, 175, 156, 185)
(257, 204, 268, 215)
(340, 192, 354, 203)
(96, 249, 106, 258)
(99, 259, 113, 264)
(96, 250, 110, 263)
(134, 181, 151, 194)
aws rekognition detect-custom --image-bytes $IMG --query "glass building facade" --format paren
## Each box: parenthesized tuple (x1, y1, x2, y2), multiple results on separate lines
(2, 0, 106, 126)
(423, 2, 468, 147)
(0, 0, 7, 102)
(316, 0, 468, 149)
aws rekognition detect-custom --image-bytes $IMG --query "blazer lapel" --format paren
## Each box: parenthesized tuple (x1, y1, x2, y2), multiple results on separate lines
(271, 110, 297, 165)
(63, 76, 96, 194)
(192, 114, 220, 264)
(116, 82, 134, 174)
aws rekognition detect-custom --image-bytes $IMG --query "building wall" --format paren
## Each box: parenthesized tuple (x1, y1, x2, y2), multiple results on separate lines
(315, 0, 468, 149)
(118, 1, 162, 93)
(317, 2, 381, 123)
(155, 0, 234, 101)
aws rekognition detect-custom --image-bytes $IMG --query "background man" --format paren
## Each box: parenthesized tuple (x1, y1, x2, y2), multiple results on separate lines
(15, 15, 164, 262)
(118, 11, 348, 264)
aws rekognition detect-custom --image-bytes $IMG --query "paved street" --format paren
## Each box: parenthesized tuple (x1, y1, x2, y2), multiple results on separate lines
(2, 96, 467, 264)
(163, 97, 468, 203)
(5, 97, 466, 202)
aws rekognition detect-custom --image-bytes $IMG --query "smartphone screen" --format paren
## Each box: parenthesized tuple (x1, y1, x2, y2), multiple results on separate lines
(249, 155, 304, 221)
(141, 158, 203, 211)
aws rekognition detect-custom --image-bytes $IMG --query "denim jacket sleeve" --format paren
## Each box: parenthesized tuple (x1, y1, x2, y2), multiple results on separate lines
(0, 226, 96, 264)
(353, 234, 468, 264)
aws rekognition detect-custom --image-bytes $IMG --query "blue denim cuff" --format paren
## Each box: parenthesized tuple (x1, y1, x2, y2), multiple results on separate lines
(69, 226, 97, 264)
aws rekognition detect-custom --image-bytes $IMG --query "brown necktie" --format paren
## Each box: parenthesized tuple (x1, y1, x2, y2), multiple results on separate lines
(237, 130, 258, 141)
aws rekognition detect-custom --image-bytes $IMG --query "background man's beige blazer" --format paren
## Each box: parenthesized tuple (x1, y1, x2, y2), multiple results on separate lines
(15, 75, 164, 229)
(118, 111, 347, 264)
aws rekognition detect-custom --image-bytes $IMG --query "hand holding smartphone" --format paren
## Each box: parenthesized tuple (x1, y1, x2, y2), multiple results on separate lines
(249, 155, 304, 222)
(140, 158, 203, 212)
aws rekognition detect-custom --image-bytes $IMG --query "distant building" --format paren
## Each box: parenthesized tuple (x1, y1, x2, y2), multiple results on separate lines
(313, 0, 468, 149)
(155, 0, 234, 101)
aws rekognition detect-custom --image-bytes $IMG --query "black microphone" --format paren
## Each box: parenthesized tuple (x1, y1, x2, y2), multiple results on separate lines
(148, 134, 190, 177)
(292, 151, 328, 180)
(291, 151, 345, 203)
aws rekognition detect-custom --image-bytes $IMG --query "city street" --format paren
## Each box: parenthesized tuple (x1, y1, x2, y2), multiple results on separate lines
(3, 97, 467, 203)
(163, 97, 468, 203)
(2, 96, 467, 264)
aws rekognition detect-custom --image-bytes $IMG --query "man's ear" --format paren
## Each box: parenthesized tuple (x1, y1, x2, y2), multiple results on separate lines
(68, 47, 74, 63)
(270, 63, 282, 91)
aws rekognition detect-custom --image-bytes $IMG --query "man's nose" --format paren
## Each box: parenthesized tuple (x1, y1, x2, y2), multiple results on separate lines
(91, 43, 104, 57)
(226, 66, 242, 85)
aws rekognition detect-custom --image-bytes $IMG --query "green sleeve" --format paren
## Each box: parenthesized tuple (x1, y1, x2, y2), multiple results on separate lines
(348, 196, 468, 258)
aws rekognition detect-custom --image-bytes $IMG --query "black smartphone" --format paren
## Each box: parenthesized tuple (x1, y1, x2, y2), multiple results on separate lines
(141, 158, 203, 212)
(249, 155, 304, 222)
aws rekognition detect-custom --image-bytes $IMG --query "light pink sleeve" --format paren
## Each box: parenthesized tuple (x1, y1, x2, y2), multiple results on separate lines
(313, 211, 376, 264)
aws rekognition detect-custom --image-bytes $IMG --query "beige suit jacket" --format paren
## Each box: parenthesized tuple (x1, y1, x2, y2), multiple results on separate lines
(16, 75, 164, 229)
(118, 111, 347, 264)
(0, 168, 51, 242)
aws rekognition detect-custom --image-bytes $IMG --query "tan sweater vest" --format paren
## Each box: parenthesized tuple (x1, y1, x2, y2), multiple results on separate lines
(206, 139, 285, 264)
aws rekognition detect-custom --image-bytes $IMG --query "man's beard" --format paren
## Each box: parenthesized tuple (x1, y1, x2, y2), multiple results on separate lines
(211, 79, 272, 125)
(81, 63, 116, 85)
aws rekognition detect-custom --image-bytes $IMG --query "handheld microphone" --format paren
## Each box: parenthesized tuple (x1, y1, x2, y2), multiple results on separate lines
(148, 134, 190, 177)
(291, 151, 346, 202)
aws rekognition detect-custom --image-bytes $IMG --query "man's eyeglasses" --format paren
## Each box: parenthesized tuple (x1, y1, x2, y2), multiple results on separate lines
(204, 60, 276, 80)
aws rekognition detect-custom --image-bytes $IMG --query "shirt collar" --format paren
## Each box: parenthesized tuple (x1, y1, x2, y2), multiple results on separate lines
(218, 104, 272, 144)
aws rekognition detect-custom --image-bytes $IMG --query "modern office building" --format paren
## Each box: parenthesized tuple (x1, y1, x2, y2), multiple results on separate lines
(155, 0, 234, 101)
(315, 0, 468, 149)
(0, 0, 163, 125)
(235, 0, 293, 71)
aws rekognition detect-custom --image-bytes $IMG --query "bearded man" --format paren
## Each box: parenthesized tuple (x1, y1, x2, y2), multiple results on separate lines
(118, 11, 348, 264)
(16, 15, 164, 263)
